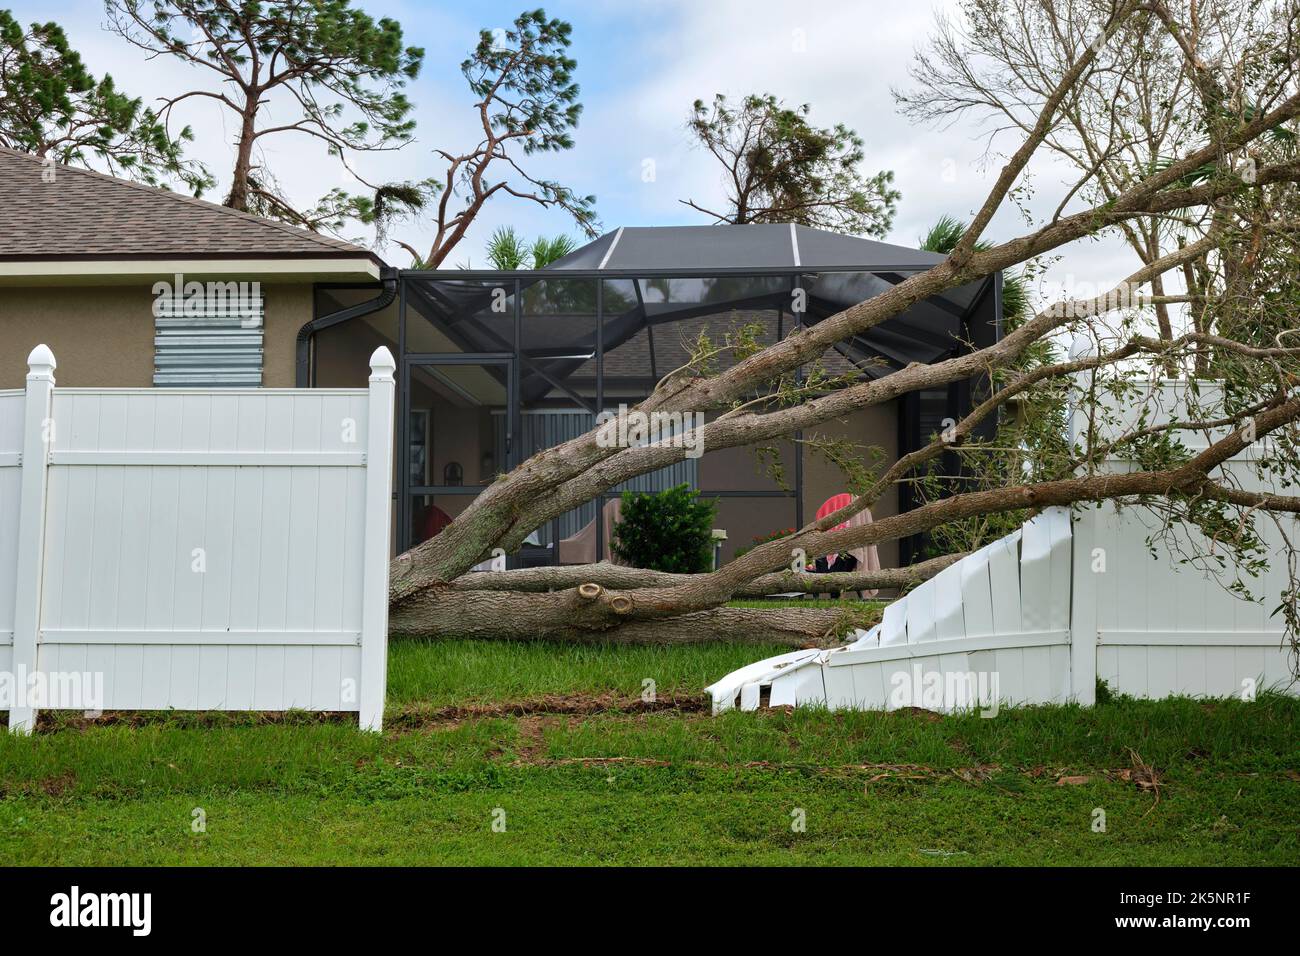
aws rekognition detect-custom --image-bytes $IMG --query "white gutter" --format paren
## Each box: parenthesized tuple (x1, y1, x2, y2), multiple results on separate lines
(0, 257, 381, 283)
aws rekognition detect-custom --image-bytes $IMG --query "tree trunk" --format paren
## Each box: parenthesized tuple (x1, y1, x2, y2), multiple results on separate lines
(389, 586, 854, 646)
(387, 553, 961, 648)
(442, 552, 964, 596)
(226, 95, 258, 212)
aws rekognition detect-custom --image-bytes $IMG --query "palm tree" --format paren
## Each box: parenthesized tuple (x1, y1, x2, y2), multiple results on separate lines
(920, 216, 1027, 327)
(483, 226, 529, 269)
(528, 234, 578, 267)
(482, 227, 578, 270)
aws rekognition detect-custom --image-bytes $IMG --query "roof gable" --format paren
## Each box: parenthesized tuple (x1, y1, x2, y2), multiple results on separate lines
(0, 147, 378, 262)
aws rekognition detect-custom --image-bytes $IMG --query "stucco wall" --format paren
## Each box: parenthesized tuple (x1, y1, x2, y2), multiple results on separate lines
(261, 284, 313, 388)
(0, 282, 312, 389)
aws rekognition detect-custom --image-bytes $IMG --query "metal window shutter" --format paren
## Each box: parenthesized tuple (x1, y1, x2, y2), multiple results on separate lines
(154, 295, 265, 387)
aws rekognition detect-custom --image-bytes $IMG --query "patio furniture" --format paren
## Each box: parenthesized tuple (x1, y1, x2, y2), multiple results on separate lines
(558, 499, 624, 564)
(810, 493, 880, 599)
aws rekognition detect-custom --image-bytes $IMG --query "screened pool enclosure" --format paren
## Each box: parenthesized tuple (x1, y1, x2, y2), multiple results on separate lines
(308, 225, 1002, 566)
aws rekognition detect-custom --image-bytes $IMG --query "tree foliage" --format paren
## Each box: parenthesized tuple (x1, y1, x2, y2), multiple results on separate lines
(105, 0, 427, 232)
(682, 93, 900, 236)
(410, 9, 597, 268)
(0, 11, 210, 191)
(894, 0, 1298, 372)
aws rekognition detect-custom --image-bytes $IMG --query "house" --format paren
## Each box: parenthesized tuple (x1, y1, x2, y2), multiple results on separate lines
(0, 149, 1002, 567)
(0, 146, 383, 389)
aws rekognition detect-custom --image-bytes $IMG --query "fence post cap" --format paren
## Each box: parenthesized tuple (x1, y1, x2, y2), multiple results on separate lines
(26, 344, 56, 378)
(368, 346, 396, 383)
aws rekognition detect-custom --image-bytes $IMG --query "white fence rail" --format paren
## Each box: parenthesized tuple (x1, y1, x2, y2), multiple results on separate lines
(1, 345, 395, 732)
(708, 379, 1299, 714)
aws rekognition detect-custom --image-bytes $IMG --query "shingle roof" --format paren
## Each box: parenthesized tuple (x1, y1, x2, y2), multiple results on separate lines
(0, 147, 379, 262)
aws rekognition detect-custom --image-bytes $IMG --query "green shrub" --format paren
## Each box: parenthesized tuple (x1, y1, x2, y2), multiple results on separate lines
(611, 485, 717, 573)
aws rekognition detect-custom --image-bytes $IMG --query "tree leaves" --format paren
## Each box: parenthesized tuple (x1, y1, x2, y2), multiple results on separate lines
(0, 11, 212, 193)
(683, 92, 900, 237)
(105, 0, 424, 229)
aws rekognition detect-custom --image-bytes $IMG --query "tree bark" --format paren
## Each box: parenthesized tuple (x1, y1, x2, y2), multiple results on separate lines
(389, 587, 853, 646)
(443, 552, 965, 596)
(226, 93, 258, 212)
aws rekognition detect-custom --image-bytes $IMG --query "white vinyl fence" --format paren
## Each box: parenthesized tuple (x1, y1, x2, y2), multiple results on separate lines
(708, 378, 1299, 714)
(1, 345, 395, 733)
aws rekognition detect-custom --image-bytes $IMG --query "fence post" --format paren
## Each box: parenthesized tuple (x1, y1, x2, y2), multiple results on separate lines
(359, 347, 396, 731)
(9, 345, 55, 733)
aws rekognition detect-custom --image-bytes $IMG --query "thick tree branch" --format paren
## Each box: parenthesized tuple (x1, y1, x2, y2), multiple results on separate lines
(443, 552, 965, 596)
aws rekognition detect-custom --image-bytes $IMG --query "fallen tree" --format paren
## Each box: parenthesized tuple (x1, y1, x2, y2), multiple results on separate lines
(439, 551, 967, 597)
(387, 0, 1300, 659)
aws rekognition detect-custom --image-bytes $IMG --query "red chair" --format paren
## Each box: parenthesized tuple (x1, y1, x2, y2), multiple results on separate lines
(811, 493, 881, 598)
(815, 493, 855, 565)
(420, 503, 453, 542)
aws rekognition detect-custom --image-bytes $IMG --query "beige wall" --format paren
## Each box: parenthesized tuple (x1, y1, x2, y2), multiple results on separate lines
(262, 284, 313, 388)
(0, 282, 313, 389)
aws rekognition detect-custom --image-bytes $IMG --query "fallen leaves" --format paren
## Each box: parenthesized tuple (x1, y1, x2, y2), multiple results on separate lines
(1110, 748, 1163, 816)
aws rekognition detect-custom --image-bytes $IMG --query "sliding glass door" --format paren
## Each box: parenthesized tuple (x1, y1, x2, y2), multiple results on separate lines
(401, 354, 514, 552)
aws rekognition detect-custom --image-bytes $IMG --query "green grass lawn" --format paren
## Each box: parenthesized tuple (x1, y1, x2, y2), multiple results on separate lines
(1, 635, 1296, 866)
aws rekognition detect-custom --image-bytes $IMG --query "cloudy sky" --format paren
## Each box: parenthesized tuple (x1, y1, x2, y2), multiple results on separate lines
(13, 0, 1139, 303)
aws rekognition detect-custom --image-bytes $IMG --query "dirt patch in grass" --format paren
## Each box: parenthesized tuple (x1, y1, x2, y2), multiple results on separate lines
(33, 710, 359, 732)
(39, 771, 76, 797)
(24, 692, 708, 734)
(388, 691, 708, 729)
(505, 753, 1135, 786)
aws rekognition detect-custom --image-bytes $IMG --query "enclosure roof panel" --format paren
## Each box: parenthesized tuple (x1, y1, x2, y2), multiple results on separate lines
(546, 224, 950, 272)
(403, 223, 998, 388)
